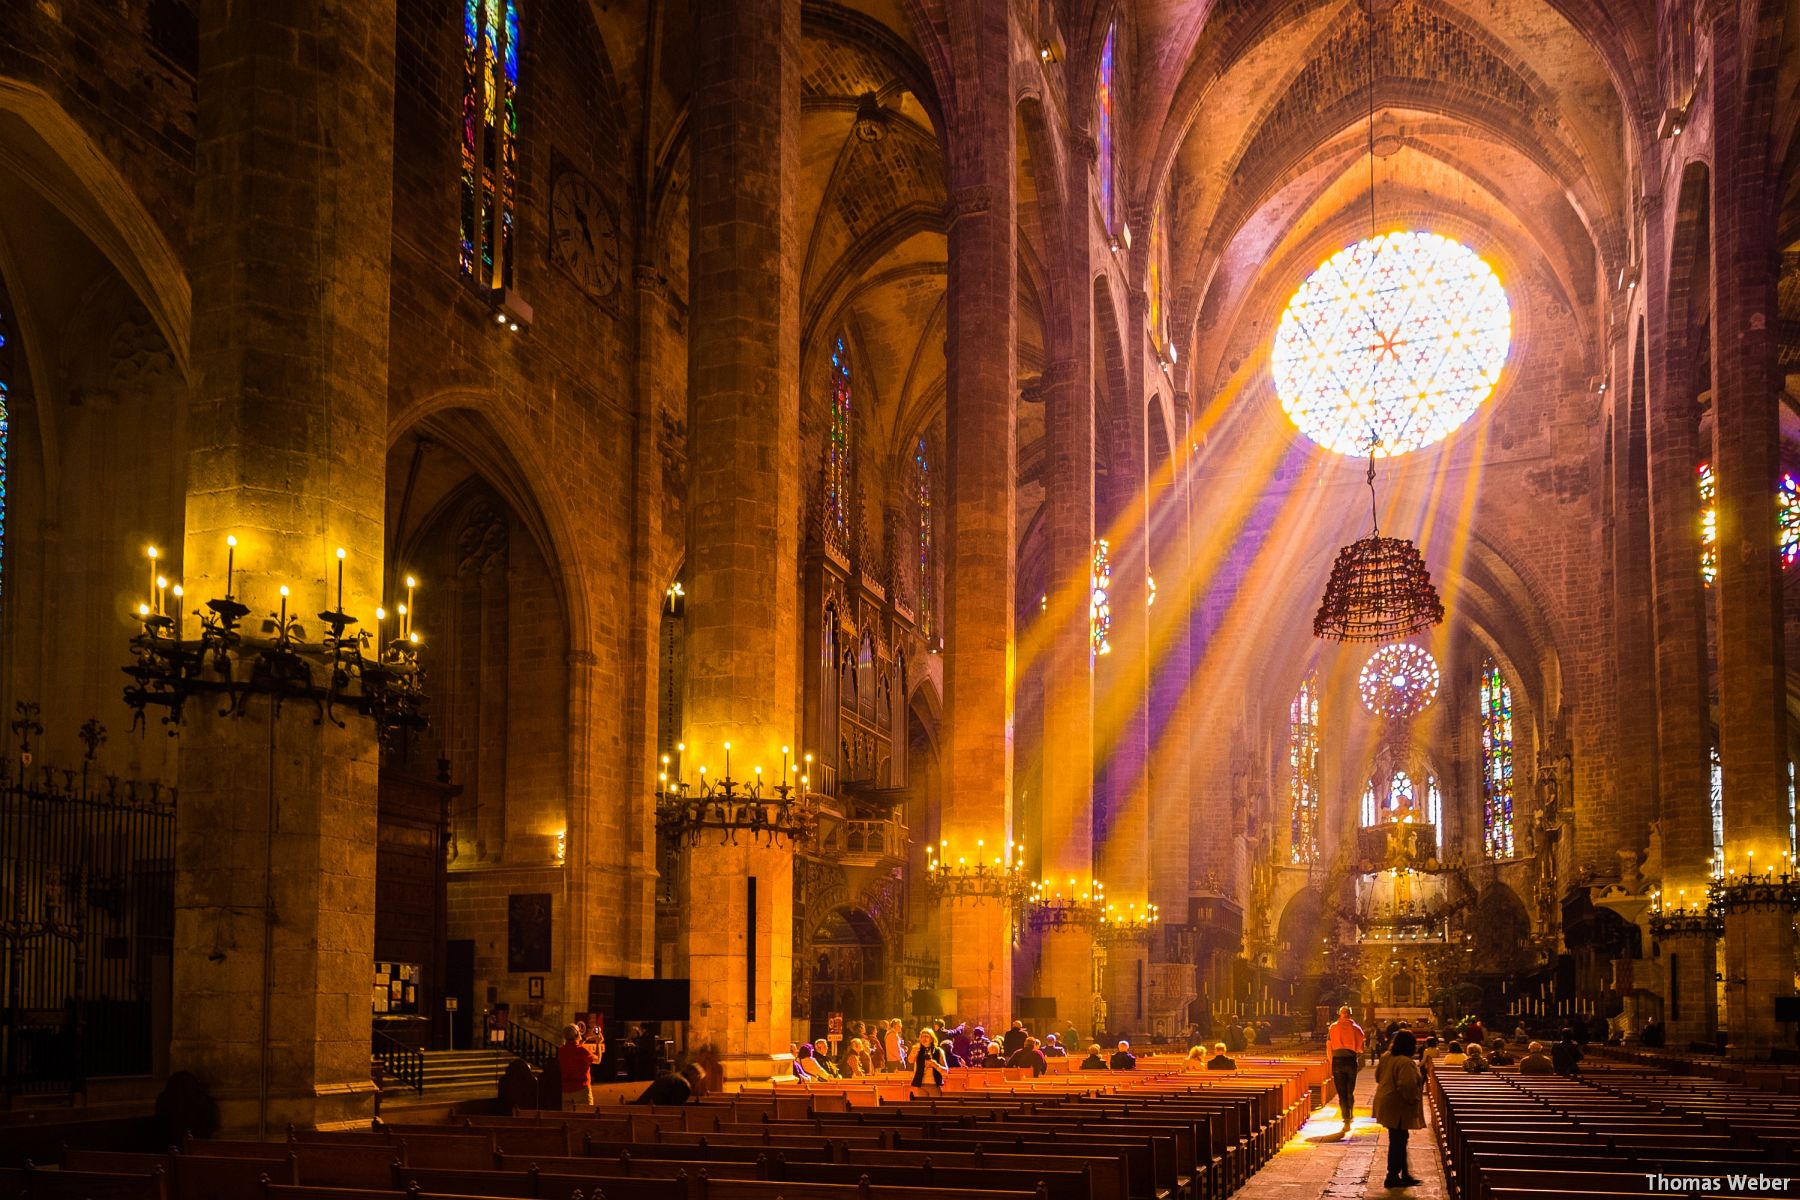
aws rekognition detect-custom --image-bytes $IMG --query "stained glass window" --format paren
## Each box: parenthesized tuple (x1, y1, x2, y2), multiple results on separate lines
(915, 435, 933, 638)
(1780, 474, 1798, 567)
(1272, 231, 1511, 457)
(1709, 743, 1724, 864)
(1096, 24, 1115, 231)
(1698, 463, 1717, 586)
(1480, 658, 1515, 858)
(1359, 643, 1440, 718)
(1361, 779, 1377, 827)
(1147, 203, 1166, 350)
(824, 334, 852, 550)
(1425, 775, 1442, 846)
(1288, 675, 1320, 863)
(1091, 537, 1112, 659)
(462, 0, 519, 288)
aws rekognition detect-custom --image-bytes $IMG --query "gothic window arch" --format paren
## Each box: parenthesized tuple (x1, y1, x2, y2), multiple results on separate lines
(1096, 23, 1116, 231)
(462, 0, 520, 288)
(1709, 742, 1723, 865)
(824, 334, 853, 552)
(914, 435, 934, 638)
(1480, 658, 1515, 859)
(1288, 674, 1320, 863)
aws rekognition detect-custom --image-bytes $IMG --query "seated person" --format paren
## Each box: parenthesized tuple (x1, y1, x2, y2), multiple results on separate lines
(1439, 1040, 1467, 1068)
(1079, 1043, 1108, 1070)
(792, 1042, 824, 1080)
(1185, 1044, 1208, 1066)
(634, 1064, 704, 1105)
(1518, 1041, 1553, 1074)
(983, 1038, 1007, 1068)
(1005, 1037, 1048, 1077)
(1041, 1033, 1068, 1058)
(1486, 1037, 1513, 1066)
(1109, 1040, 1137, 1070)
(1461, 1043, 1489, 1073)
(1206, 1042, 1237, 1070)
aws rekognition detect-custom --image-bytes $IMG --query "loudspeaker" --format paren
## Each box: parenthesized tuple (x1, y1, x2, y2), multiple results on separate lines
(615, 978, 691, 1021)
(1016, 997, 1058, 1020)
(911, 988, 958, 1017)
(1774, 996, 1800, 1022)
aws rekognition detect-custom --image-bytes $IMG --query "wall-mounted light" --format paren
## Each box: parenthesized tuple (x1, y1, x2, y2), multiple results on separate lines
(1657, 105, 1688, 140)
(1038, 42, 1056, 64)
(490, 287, 534, 333)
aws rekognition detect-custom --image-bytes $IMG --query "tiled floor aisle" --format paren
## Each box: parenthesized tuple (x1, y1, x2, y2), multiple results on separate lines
(1233, 1067, 1449, 1200)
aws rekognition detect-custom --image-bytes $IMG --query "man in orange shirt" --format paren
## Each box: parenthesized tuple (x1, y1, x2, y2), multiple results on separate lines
(1326, 1005, 1366, 1133)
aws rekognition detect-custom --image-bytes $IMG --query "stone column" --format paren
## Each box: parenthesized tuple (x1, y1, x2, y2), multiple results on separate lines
(681, 0, 801, 1078)
(173, 0, 395, 1133)
(1706, 9, 1792, 1056)
(1641, 190, 1717, 1046)
(1146, 393, 1194, 1036)
(1095, 295, 1150, 1038)
(940, 0, 1017, 1029)
(1038, 356, 1097, 1037)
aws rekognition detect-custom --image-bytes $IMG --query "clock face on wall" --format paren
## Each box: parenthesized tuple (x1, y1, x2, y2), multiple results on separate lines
(549, 168, 620, 302)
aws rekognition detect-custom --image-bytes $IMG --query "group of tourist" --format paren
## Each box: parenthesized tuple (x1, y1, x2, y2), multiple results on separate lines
(1326, 1007, 1599, 1188)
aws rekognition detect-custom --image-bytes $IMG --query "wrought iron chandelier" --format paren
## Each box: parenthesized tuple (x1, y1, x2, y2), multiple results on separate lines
(121, 543, 426, 745)
(1314, 439, 1444, 641)
(1094, 900, 1160, 945)
(653, 742, 816, 848)
(1025, 877, 1105, 931)
(922, 838, 1030, 906)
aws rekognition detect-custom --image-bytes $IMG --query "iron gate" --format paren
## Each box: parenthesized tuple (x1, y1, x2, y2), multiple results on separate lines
(0, 721, 175, 1098)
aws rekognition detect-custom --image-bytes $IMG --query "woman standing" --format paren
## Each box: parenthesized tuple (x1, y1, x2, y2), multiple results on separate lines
(1372, 1029, 1424, 1188)
(910, 1027, 948, 1087)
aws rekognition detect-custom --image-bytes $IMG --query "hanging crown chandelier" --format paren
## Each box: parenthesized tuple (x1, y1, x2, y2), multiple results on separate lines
(1315, 438, 1444, 641)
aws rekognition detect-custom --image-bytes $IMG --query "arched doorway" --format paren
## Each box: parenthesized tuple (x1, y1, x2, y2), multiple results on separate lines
(809, 907, 887, 1035)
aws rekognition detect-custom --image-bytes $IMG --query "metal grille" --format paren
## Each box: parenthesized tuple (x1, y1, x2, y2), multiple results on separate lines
(0, 754, 175, 1096)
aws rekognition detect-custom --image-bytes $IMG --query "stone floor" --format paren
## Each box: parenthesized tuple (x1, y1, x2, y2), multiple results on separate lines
(1235, 1067, 1448, 1200)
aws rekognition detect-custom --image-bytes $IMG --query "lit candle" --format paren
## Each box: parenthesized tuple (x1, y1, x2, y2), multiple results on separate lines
(278, 582, 289, 628)
(171, 584, 183, 638)
(146, 547, 159, 612)
(782, 745, 791, 782)
(405, 576, 417, 637)
(335, 547, 346, 612)
(156, 575, 168, 617)
(724, 741, 732, 779)
(374, 607, 385, 658)
(225, 535, 237, 597)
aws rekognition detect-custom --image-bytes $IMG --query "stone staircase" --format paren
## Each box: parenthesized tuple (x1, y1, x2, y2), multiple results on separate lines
(372, 1047, 518, 1098)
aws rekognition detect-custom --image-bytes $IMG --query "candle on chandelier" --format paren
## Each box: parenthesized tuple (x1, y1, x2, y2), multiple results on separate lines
(225, 535, 237, 597)
(156, 575, 168, 618)
(146, 547, 159, 613)
(279, 584, 289, 629)
(374, 607, 385, 657)
(171, 584, 183, 638)
(335, 547, 346, 613)
(782, 745, 791, 782)
(404, 576, 417, 637)
(723, 741, 732, 780)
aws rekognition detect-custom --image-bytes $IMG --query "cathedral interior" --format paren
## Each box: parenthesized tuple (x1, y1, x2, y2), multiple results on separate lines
(2, 0, 1800, 1169)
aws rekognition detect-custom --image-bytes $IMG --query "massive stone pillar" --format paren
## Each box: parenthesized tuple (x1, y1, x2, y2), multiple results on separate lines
(1705, 10, 1792, 1056)
(1038, 356, 1097, 1038)
(173, 0, 396, 1133)
(1145, 393, 1194, 1037)
(1095, 301, 1150, 1039)
(939, 0, 1017, 1029)
(1641, 190, 1717, 1046)
(681, 0, 801, 1078)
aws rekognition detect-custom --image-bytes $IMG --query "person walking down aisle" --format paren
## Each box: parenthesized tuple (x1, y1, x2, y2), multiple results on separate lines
(1325, 1006, 1365, 1133)
(910, 1028, 948, 1087)
(1372, 1029, 1424, 1188)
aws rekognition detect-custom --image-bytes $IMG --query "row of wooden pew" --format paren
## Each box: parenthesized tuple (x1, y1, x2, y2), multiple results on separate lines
(1429, 1062, 1800, 1200)
(6, 1055, 1329, 1200)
